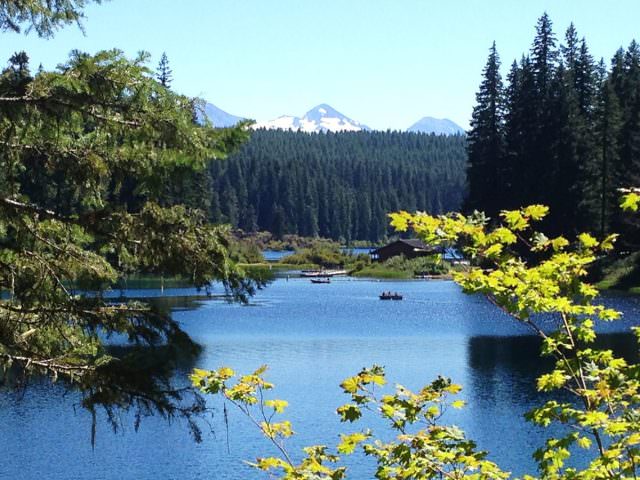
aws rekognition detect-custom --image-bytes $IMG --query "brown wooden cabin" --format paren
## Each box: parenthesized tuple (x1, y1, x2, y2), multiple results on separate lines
(370, 239, 439, 262)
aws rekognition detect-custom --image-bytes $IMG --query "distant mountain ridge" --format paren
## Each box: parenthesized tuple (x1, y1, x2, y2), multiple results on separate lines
(407, 117, 466, 135)
(201, 101, 464, 135)
(199, 103, 244, 128)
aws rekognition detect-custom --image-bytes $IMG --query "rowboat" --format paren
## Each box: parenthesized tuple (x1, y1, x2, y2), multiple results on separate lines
(310, 278, 331, 284)
(379, 292, 403, 300)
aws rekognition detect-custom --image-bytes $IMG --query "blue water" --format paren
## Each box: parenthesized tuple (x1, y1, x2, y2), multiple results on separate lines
(262, 250, 295, 262)
(262, 247, 373, 262)
(341, 247, 374, 256)
(1, 279, 640, 479)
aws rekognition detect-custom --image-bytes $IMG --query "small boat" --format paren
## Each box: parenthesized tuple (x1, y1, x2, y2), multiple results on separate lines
(311, 278, 331, 284)
(379, 292, 403, 300)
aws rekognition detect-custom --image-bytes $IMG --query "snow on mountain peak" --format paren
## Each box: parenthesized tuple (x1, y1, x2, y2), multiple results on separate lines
(252, 104, 370, 133)
(201, 101, 465, 135)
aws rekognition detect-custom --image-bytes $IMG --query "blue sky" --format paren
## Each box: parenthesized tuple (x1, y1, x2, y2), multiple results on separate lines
(2, 0, 639, 129)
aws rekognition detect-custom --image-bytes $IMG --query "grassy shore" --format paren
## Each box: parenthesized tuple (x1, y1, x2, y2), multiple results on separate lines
(595, 251, 640, 294)
(350, 265, 414, 279)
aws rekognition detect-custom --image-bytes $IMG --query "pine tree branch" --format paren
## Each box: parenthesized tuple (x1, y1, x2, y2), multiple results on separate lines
(0, 95, 142, 126)
(0, 352, 95, 374)
(0, 196, 60, 219)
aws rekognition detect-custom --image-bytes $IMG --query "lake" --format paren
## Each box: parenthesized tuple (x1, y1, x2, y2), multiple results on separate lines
(1, 278, 640, 479)
(262, 247, 373, 262)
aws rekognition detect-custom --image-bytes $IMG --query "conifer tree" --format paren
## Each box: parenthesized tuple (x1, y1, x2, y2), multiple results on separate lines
(465, 42, 505, 219)
(616, 42, 640, 244)
(546, 62, 582, 234)
(529, 13, 560, 223)
(503, 56, 537, 208)
(531, 13, 558, 95)
(0, 1, 255, 433)
(0, 0, 100, 37)
(591, 60, 622, 236)
(195, 129, 466, 242)
(156, 51, 173, 88)
(466, 14, 640, 240)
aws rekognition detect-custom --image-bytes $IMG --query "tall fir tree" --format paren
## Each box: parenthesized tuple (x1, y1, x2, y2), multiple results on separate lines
(465, 42, 506, 219)
(504, 56, 538, 208)
(590, 60, 622, 236)
(546, 61, 582, 235)
(531, 13, 558, 94)
(616, 42, 640, 245)
(156, 51, 173, 88)
(530, 13, 560, 220)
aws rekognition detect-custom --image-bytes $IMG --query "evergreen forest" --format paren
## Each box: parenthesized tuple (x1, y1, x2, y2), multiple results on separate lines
(466, 14, 640, 248)
(165, 129, 467, 243)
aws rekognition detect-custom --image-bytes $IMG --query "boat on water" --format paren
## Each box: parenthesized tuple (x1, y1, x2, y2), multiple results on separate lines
(379, 291, 403, 300)
(310, 278, 331, 284)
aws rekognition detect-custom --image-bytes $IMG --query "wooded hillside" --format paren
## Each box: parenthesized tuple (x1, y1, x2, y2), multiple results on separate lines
(165, 129, 467, 243)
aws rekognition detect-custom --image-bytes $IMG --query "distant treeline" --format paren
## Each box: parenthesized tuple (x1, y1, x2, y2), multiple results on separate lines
(165, 130, 467, 242)
(467, 13, 640, 245)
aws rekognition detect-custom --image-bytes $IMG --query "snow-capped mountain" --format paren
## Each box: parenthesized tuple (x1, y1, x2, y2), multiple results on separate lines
(252, 104, 370, 133)
(199, 102, 244, 127)
(198, 101, 464, 135)
(407, 117, 465, 135)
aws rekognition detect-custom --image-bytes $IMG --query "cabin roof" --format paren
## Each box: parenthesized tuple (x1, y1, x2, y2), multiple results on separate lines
(371, 238, 436, 254)
(397, 238, 429, 249)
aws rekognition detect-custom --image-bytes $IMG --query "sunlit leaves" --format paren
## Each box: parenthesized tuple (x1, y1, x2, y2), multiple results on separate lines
(483, 243, 504, 258)
(253, 456, 289, 472)
(537, 370, 567, 391)
(578, 232, 599, 249)
(193, 199, 640, 479)
(621, 192, 640, 212)
(264, 399, 289, 414)
(501, 209, 529, 231)
(388, 203, 640, 479)
(388, 211, 412, 233)
(336, 404, 362, 423)
(261, 421, 294, 439)
(523, 204, 550, 220)
(193, 362, 509, 479)
(337, 432, 370, 455)
(551, 236, 570, 251)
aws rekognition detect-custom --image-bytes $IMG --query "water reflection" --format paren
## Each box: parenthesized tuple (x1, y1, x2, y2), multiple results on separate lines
(1, 279, 639, 480)
(1, 338, 207, 447)
(464, 333, 639, 475)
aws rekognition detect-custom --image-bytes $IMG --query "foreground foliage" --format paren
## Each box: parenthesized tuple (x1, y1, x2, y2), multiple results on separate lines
(194, 200, 640, 478)
(1, 1, 256, 436)
(0, 0, 100, 37)
(0, 47, 252, 374)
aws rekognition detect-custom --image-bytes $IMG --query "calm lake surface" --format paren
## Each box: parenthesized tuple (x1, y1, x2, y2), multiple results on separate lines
(262, 247, 373, 262)
(2, 278, 640, 479)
